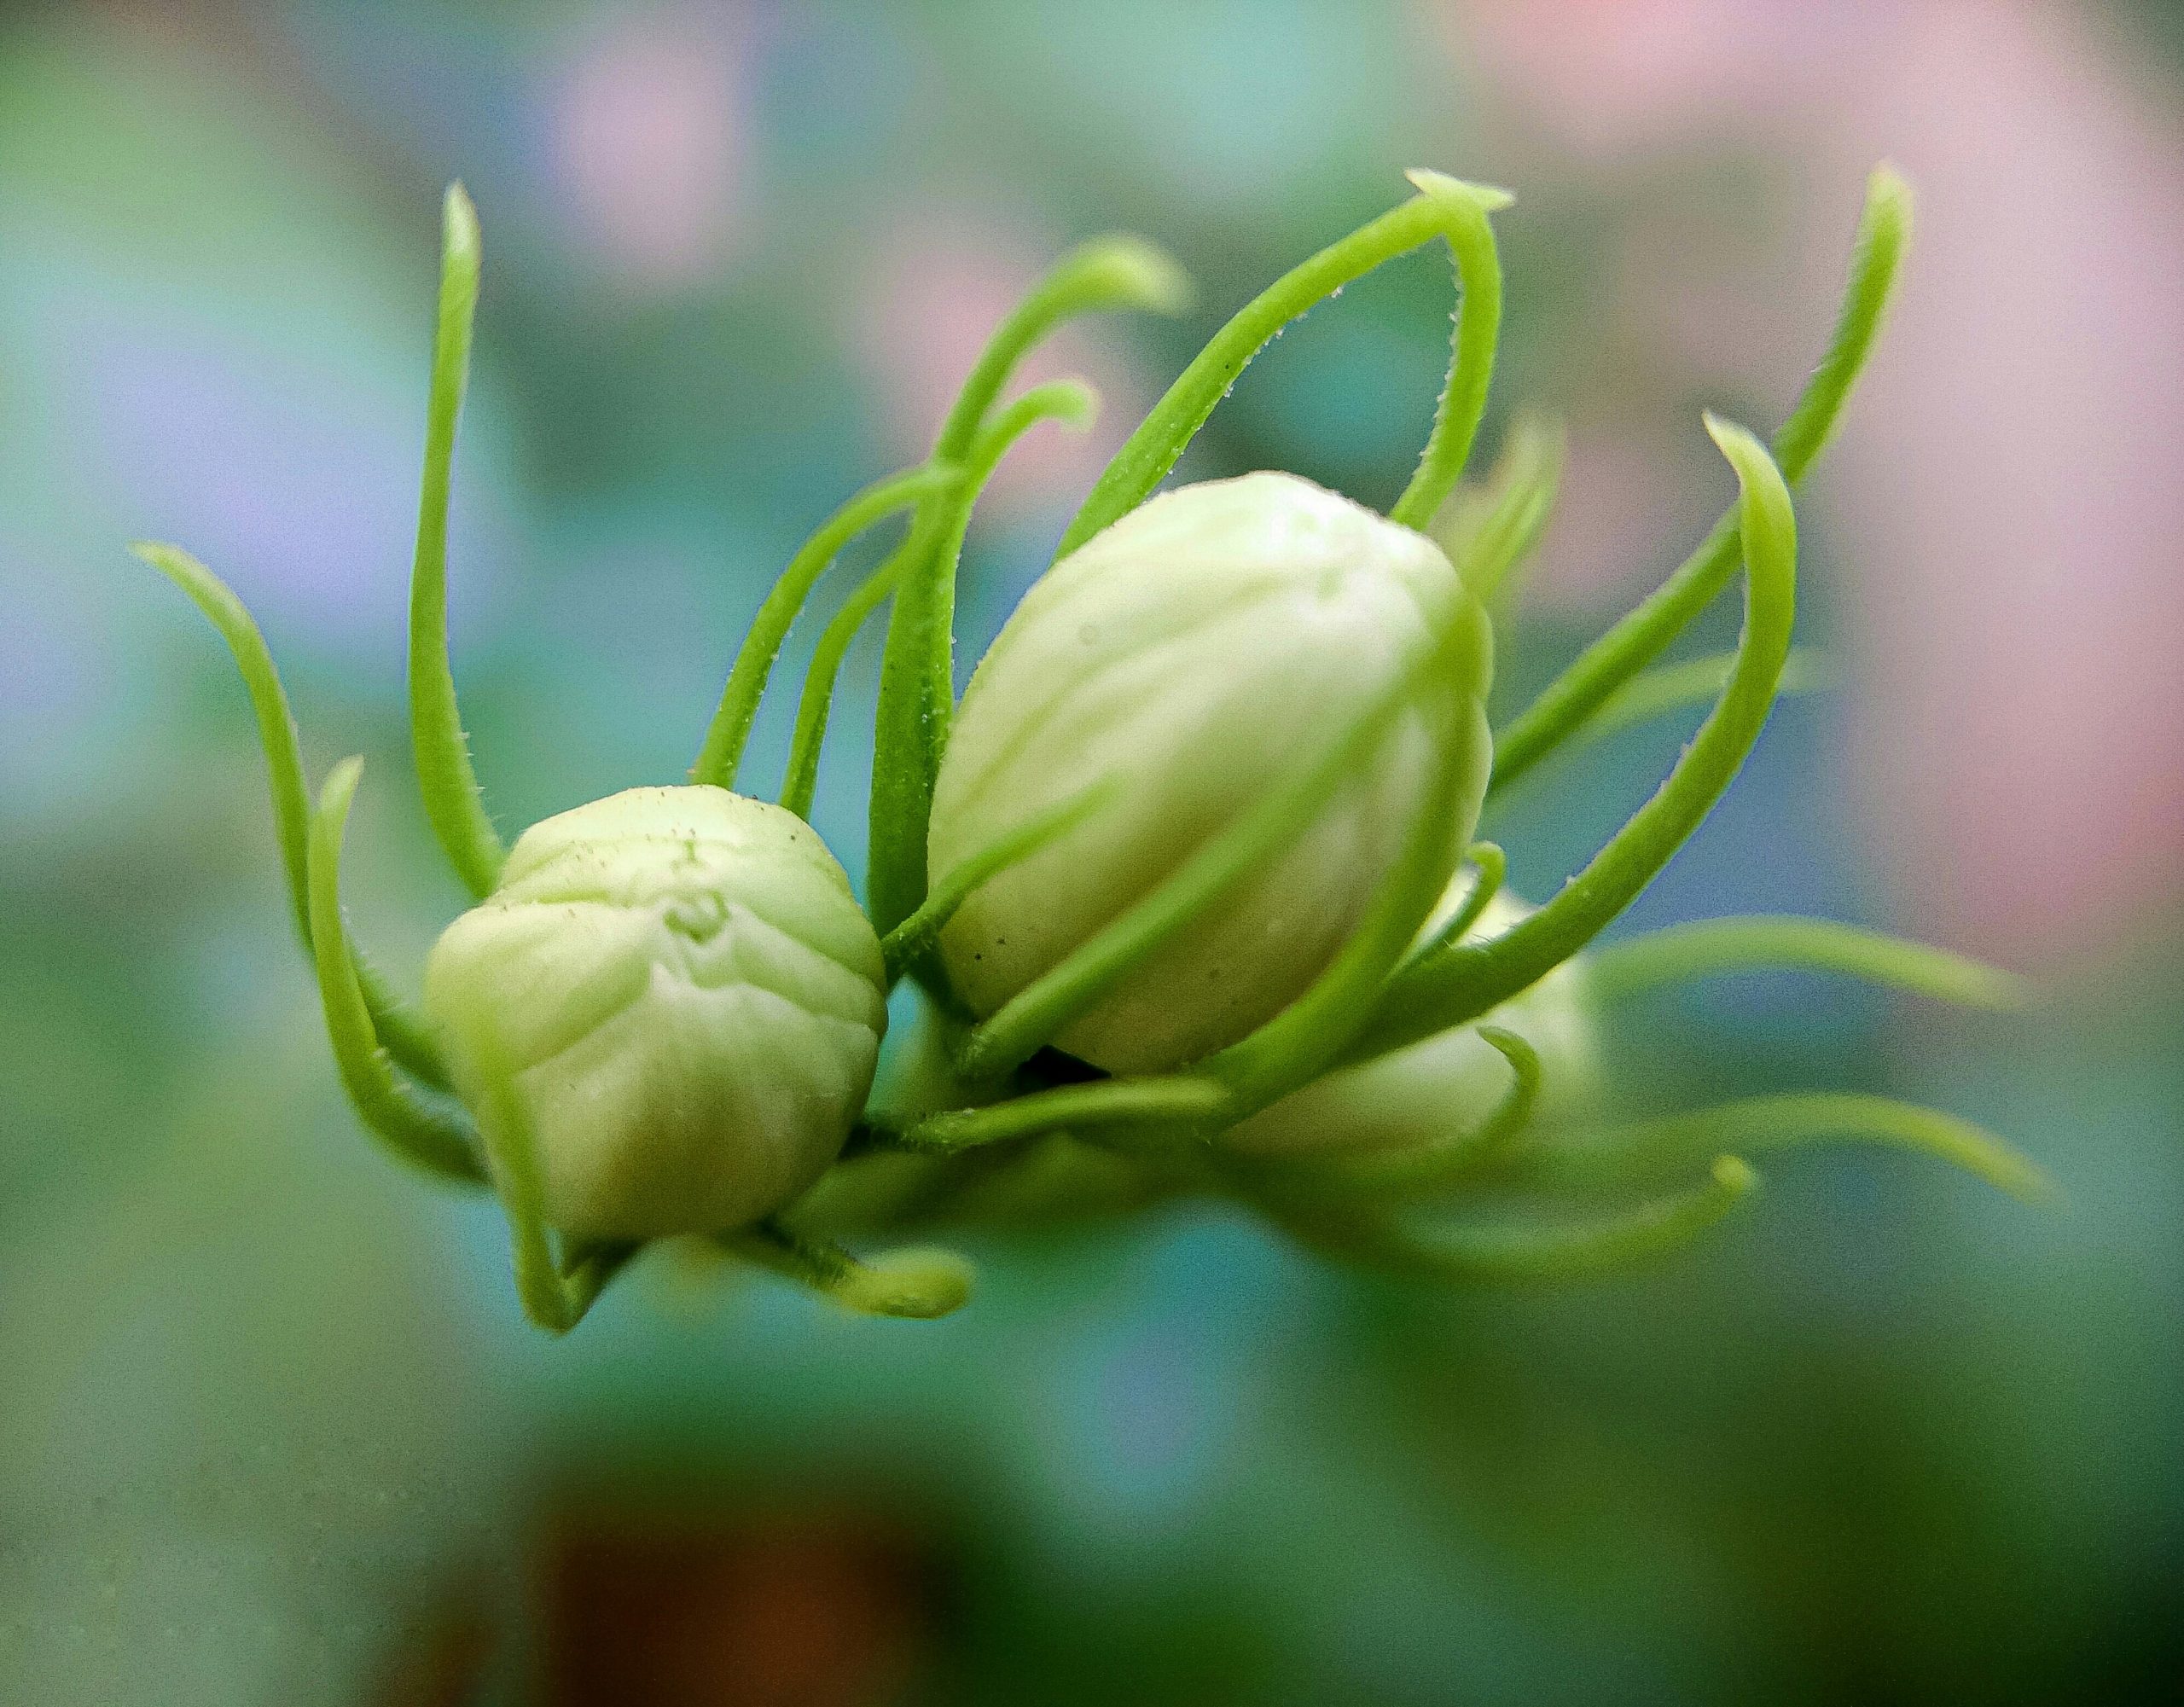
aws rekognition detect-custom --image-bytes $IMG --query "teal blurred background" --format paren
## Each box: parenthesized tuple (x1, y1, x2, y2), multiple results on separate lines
(3, 2, 2181, 1701)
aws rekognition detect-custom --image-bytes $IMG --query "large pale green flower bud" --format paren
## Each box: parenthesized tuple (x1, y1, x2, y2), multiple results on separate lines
(928, 471, 1493, 1074)
(423, 787, 886, 1240)
(1223, 891, 1597, 1158)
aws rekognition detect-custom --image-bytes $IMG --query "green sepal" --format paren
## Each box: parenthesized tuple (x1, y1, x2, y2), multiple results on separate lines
(1507, 1092, 2050, 1204)
(689, 460, 961, 793)
(1346, 414, 1798, 1064)
(1258, 1154, 1757, 1283)
(723, 1220, 973, 1320)
(1487, 165, 1910, 796)
(408, 182, 505, 901)
(867, 238, 1191, 938)
(1060, 169, 1510, 557)
(136, 541, 454, 1092)
(1585, 916, 2030, 1010)
(304, 758, 486, 1187)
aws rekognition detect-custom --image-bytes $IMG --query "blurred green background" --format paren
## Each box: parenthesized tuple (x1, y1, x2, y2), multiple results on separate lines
(3, 2, 2180, 1701)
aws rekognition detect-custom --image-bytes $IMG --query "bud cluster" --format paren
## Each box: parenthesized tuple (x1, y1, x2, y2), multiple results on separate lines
(146, 162, 2042, 1333)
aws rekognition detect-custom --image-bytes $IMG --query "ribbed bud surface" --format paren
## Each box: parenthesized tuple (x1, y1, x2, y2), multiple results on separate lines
(426, 787, 885, 1238)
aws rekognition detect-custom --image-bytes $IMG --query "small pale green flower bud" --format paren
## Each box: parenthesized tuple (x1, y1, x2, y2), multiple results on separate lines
(929, 471, 1493, 1074)
(1223, 892, 1597, 1158)
(424, 786, 886, 1239)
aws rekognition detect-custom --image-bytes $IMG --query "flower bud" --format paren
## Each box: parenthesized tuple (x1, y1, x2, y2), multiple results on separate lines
(1223, 892, 1597, 1158)
(928, 471, 1493, 1074)
(424, 787, 886, 1239)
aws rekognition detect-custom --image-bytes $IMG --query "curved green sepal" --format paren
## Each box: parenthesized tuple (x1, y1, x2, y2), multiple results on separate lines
(882, 780, 1115, 986)
(781, 530, 922, 823)
(1347, 414, 1798, 1064)
(892, 1076, 1230, 1157)
(1408, 843, 1506, 968)
(1339, 1025, 1542, 1193)
(137, 541, 453, 1091)
(428, 888, 642, 1331)
(1540, 647, 1833, 763)
(1489, 650, 1833, 804)
(1585, 916, 2030, 1010)
(690, 461, 961, 792)
(1202, 627, 1479, 1112)
(725, 1222, 973, 1319)
(408, 182, 505, 901)
(1434, 413, 1565, 616)
(931, 235, 1189, 468)
(861, 379, 1099, 879)
(1060, 170, 1508, 557)
(868, 236, 1189, 937)
(304, 758, 485, 1186)
(1273, 1155, 1756, 1282)
(1487, 165, 1910, 797)
(1519, 1092, 2049, 1204)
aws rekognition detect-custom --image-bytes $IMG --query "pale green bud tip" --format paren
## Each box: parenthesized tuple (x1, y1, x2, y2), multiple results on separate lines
(442, 181, 481, 265)
(1867, 161, 1914, 225)
(426, 786, 886, 1240)
(131, 540, 202, 589)
(1069, 234, 1194, 317)
(1703, 412, 1773, 491)
(1711, 1155, 1759, 1196)
(1702, 414, 1796, 552)
(834, 1248, 975, 1319)
(1405, 168, 1516, 212)
(1038, 377, 1101, 433)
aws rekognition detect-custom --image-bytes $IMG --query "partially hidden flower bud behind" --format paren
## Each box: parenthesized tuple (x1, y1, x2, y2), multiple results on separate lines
(928, 471, 1493, 1075)
(424, 787, 886, 1240)
(1222, 891, 1598, 1159)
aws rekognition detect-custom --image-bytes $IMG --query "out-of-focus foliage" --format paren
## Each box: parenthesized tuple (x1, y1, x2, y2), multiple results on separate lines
(2, 3, 2178, 1702)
